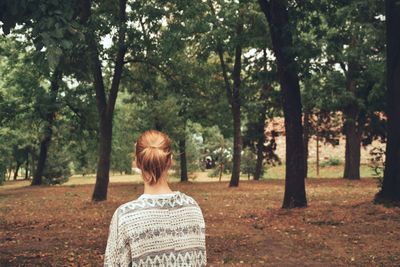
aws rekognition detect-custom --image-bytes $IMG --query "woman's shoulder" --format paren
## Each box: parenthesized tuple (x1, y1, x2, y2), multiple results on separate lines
(177, 192, 200, 205)
(113, 198, 147, 217)
(112, 192, 202, 220)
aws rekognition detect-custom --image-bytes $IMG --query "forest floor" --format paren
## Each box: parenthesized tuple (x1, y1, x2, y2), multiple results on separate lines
(1, 178, 400, 266)
(2, 163, 378, 190)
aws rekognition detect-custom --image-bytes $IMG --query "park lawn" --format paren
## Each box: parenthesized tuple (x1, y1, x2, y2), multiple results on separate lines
(1, 179, 399, 266)
(263, 163, 377, 179)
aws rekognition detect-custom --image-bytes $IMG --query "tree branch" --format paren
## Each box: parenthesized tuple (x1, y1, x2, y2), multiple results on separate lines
(124, 58, 178, 82)
(107, 0, 128, 116)
(80, 0, 107, 116)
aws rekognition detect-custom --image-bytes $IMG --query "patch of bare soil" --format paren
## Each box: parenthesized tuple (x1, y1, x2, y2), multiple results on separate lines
(1, 179, 399, 266)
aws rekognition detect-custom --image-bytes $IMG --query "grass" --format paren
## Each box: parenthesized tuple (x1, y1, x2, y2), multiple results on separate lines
(263, 163, 378, 179)
(1, 164, 379, 192)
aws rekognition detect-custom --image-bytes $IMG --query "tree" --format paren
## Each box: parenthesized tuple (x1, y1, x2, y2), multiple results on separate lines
(259, 0, 307, 208)
(207, 0, 245, 187)
(242, 51, 281, 181)
(31, 67, 62, 185)
(375, 0, 400, 202)
(79, 0, 128, 200)
(1, 0, 90, 186)
(316, 0, 385, 180)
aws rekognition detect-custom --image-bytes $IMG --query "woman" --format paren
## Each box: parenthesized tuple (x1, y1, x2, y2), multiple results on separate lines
(104, 130, 206, 267)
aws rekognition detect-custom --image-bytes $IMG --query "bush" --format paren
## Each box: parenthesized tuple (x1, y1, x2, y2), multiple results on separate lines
(369, 146, 385, 189)
(42, 146, 71, 185)
(241, 148, 257, 179)
(320, 157, 342, 167)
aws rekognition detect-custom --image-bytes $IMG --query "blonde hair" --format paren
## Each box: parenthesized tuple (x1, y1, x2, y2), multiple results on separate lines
(135, 130, 172, 185)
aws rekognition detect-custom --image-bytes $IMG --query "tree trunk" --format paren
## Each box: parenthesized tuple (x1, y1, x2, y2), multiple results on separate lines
(13, 161, 21, 180)
(255, 50, 270, 181)
(25, 156, 29, 180)
(254, 135, 265, 181)
(210, 1, 243, 187)
(230, 101, 242, 187)
(31, 67, 62, 186)
(254, 101, 267, 181)
(303, 111, 311, 178)
(376, 0, 400, 202)
(343, 107, 362, 179)
(259, 0, 307, 208)
(316, 133, 320, 176)
(179, 139, 189, 182)
(342, 33, 362, 180)
(219, 162, 223, 182)
(31, 154, 35, 180)
(86, 0, 127, 201)
(229, 15, 244, 187)
(7, 164, 12, 180)
(92, 114, 113, 200)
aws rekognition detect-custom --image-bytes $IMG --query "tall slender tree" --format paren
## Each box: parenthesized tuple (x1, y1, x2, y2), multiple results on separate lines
(207, 0, 244, 187)
(259, 0, 307, 208)
(80, 0, 127, 201)
(32, 67, 62, 185)
(376, 0, 400, 202)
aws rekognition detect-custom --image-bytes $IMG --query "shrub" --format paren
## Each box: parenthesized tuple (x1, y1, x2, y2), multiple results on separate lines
(369, 146, 385, 189)
(42, 145, 71, 185)
(241, 148, 257, 179)
(320, 157, 342, 167)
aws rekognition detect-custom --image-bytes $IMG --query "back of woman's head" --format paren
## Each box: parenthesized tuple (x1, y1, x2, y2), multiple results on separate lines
(135, 130, 172, 185)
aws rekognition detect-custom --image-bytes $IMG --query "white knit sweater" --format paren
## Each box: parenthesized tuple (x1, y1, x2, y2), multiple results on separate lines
(104, 191, 206, 267)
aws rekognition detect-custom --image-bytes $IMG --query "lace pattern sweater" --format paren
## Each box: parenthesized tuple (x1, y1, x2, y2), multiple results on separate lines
(104, 191, 206, 267)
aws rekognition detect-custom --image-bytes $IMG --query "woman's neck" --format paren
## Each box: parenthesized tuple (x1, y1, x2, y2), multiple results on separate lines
(143, 176, 173, 195)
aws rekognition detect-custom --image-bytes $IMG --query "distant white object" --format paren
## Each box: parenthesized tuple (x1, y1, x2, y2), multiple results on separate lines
(132, 168, 141, 174)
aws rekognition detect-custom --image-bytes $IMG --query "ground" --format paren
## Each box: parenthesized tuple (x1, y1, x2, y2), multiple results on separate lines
(1, 176, 399, 266)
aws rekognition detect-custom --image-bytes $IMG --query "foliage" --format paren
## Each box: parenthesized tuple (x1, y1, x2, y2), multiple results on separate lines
(320, 157, 342, 167)
(0, 0, 389, 202)
(42, 144, 71, 185)
(369, 146, 385, 188)
(241, 148, 257, 179)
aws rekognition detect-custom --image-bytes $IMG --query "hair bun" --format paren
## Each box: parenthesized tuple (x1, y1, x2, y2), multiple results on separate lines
(135, 130, 172, 185)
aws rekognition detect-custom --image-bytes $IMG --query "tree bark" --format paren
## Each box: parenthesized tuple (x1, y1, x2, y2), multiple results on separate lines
(254, 132, 265, 181)
(259, 0, 307, 208)
(343, 105, 362, 179)
(25, 155, 29, 180)
(342, 63, 366, 180)
(13, 161, 21, 180)
(31, 154, 35, 180)
(376, 0, 400, 202)
(229, 16, 244, 187)
(342, 32, 363, 180)
(92, 114, 113, 200)
(179, 139, 189, 182)
(230, 100, 242, 187)
(254, 85, 269, 181)
(316, 132, 320, 176)
(216, 42, 242, 187)
(7, 165, 12, 181)
(86, 0, 127, 201)
(303, 111, 310, 178)
(209, 1, 243, 187)
(31, 67, 62, 186)
(255, 49, 271, 181)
